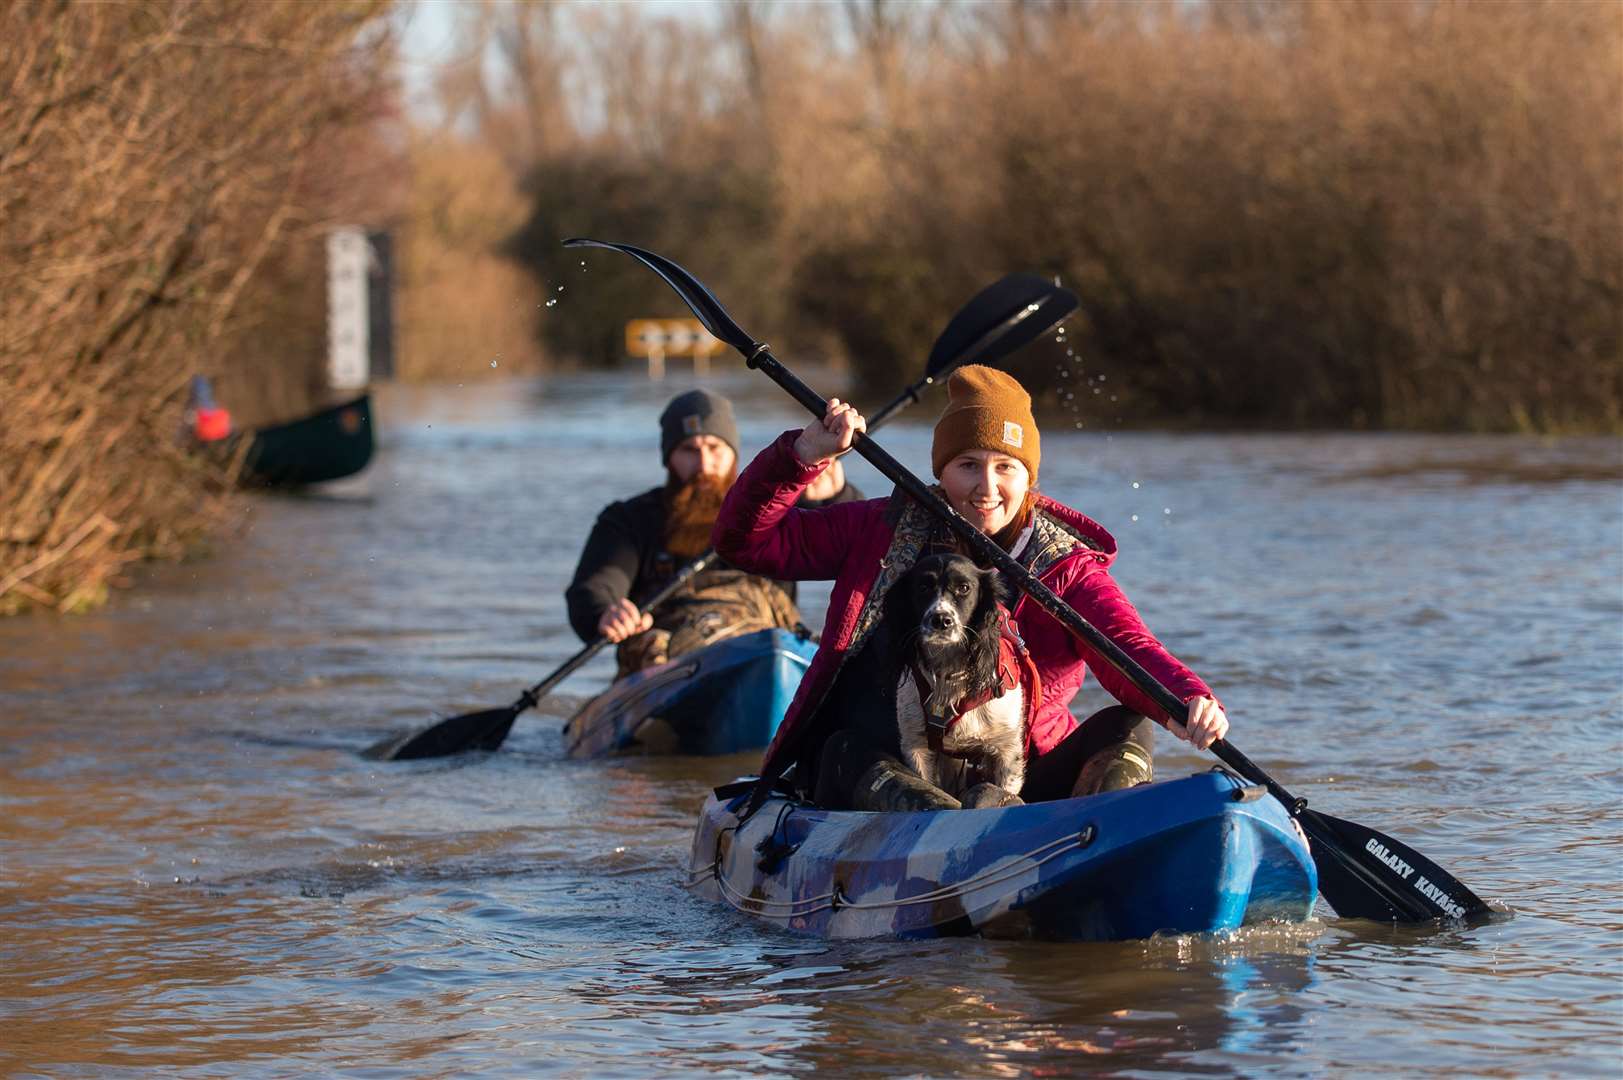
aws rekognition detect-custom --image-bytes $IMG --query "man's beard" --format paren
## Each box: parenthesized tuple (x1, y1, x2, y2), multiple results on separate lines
(663, 468, 735, 559)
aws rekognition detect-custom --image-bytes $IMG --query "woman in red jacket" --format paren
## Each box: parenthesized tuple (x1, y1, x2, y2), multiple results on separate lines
(712, 365, 1229, 812)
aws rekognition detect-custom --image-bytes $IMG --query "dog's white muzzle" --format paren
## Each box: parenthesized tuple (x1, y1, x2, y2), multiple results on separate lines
(920, 597, 964, 643)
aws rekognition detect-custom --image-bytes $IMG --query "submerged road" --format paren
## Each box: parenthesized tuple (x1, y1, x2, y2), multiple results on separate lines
(2, 372, 1620, 1076)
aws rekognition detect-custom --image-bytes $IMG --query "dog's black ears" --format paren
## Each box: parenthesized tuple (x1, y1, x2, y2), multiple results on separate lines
(979, 566, 1010, 609)
(879, 572, 916, 641)
(971, 568, 1008, 637)
(969, 569, 1007, 690)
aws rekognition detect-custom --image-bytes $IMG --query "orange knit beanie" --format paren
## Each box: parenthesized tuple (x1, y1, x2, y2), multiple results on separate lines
(930, 364, 1040, 482)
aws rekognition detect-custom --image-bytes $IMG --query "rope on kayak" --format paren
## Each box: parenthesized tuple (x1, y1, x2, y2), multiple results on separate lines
(681, 805, 774, 891)
(689, 829, 1089, 920)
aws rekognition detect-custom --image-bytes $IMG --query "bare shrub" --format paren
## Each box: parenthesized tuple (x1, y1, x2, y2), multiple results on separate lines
(396, 130, 545, 380)
(0, 0, 395, 614)
(501, 2, 788, 368)
(893, 0, 1622, 428)
(477, 0, 1619, 430)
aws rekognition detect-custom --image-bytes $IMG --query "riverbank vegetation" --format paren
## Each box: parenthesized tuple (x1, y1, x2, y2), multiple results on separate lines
(3, 0, 1618, 616)
(439, 0, 1618, 431)
(0, 1, 395, 614)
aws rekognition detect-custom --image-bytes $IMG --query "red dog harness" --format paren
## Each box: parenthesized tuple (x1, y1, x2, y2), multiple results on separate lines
(910, 609, 1042, 756)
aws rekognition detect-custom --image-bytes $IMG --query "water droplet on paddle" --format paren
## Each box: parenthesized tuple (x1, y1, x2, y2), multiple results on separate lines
(490, 360, 499, 368)
(1131, 514, 1139, 522)
(557, 285, 565, 292)
(546, 298, 558, 308)
(1132, 481, 1140, 489)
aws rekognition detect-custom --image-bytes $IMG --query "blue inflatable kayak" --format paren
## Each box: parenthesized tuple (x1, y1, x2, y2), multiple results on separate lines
(686, 770, 1317, 941)
(563, 628, 818, 757)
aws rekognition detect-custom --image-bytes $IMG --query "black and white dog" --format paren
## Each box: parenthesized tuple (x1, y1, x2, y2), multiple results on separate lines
(887, 553, 1033, 808)
(810, 553, 1036, 811)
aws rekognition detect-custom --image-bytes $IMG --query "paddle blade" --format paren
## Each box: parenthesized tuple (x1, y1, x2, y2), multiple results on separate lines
(927, 273, 1078, 378)
(361, 706, 520, 761)
(563, 238, 756, 354)
(1299, 808, 1491, 922)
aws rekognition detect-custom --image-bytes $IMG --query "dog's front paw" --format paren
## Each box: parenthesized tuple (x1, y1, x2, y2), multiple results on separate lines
(962, 783, 1024, 810)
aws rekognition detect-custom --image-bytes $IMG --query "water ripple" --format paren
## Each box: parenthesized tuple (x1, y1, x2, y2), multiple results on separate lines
(1, 381, 1619, 1077)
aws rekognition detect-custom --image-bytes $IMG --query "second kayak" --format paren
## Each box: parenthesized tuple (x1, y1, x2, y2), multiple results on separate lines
(563, 627, 817, 757)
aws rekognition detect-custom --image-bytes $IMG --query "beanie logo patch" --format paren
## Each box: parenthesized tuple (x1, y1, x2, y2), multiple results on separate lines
(682, 414, 702, 435)
(1002, 421, 1024, 449)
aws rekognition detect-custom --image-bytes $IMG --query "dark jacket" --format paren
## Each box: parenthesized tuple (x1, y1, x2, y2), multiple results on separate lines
(565, 479, 864, 643)
(566, 486, 690, 643)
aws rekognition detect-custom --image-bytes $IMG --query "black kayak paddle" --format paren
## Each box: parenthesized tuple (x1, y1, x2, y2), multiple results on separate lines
(362, 266, 1077, 761)
(361, 554, 715, 761)
(574, 237, 1492, 926)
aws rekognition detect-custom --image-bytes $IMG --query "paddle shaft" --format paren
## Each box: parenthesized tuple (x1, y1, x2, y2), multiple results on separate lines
(515, 550, 721, 711)
(865, 296, 1051, 429)
(744, 344, 1303, 810)
(864, 378, 927, 431)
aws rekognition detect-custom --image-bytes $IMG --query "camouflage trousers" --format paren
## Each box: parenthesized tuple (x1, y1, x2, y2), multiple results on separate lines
(614, 571, 802, 678)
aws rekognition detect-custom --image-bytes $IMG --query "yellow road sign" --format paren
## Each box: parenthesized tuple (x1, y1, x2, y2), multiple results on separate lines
(625, 318, 722, 358)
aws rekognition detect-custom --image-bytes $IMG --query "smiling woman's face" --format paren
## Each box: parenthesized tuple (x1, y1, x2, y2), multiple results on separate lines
(939, 449, 1030, 536)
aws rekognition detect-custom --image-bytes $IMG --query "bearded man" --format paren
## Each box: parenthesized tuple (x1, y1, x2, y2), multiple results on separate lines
(566, 389, 857, 676)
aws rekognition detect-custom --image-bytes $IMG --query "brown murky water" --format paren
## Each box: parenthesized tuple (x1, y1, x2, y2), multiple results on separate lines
(3, 374, 1620, 1077)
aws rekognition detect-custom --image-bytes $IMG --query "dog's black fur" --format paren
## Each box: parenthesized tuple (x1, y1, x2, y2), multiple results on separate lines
(894, 552, 1009, 708)
(807, 553, 1026, 811)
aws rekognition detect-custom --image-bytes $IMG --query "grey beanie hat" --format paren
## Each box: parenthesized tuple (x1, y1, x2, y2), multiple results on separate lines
(658, 389, 740, 463)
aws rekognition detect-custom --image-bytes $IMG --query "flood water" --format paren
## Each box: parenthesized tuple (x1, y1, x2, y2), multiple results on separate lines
(3, 372, 1620, 1077)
